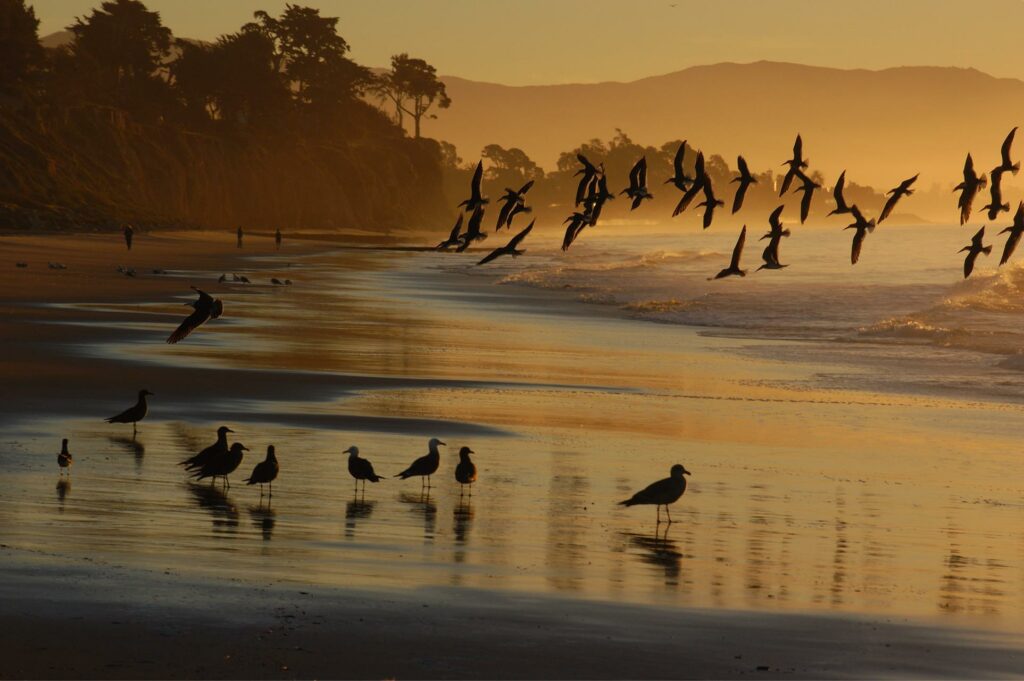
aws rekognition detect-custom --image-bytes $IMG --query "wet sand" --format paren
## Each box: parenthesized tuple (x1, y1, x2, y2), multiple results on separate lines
(4, 231, 1024, 678)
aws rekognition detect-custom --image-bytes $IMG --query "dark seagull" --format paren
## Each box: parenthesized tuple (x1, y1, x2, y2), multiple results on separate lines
(455, 205, 486, 252)
(709, 226, 747, 280)
(697, 178, 724, 229)
(779, 134, 808, 196)
(960, 226, 991, 278)
(477, 220, 533, 265)
(999, 201, 1024, 266)
(731, 155, 757, 214)
(954, 153, 987, 226)
(244, 445, 279, 497)
(454, 446, 477, 497)
(619, 464, 691, 524)
(828, 170, 852, 216)
(621, 156, 653, 209)
(845, 205, 876, 265)
(193, 442, 248, 488)
(458, 161, 489, 213)
(180, 426, 234, 471)
(104, 389, 153, 437)
(760, 205, 790, 241)
(167, 287, 223, 344)
(665, 141, 693, 193)
(982, 167, 1010, 221)
(436, 215, 464, 251)
(345, 446, 385, 494)
(395, 438, 446, 489)
(57, 438, 73, 476)
(574, 154, 599, 207)
(495, 180, 534, 231)
(878, 174, 918, 224)
(794, 170, 820, 224)
(673, 151, 706, 217)
(997, 127, 1020, 176)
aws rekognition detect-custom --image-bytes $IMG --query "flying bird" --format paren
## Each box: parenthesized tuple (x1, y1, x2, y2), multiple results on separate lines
(167, 287, 223, 344)
(709, 226, 747, 279)
(436, 215, 464, 251)
(458, 161, 489, 213)
(562, 212, 591, 251)
(574, 154, 599, 207)
(621, 156, 653, 209)
(495, 180, 534, 231)
(618, 464, 691, 524)
(999, 201, 1024, 266)
(454, 446, 477, 496)
(828, 170, 852, 216)
(731, 155, 757, 214)
(697, 178, 724, 229)
(845, 205, 876, 265)
(395, 438, 446, 489)
(760, 205, 790, 241)
(455, 206, 486, 252)
(583, 174, 614, 225)
(345, 446, 385, 493)
(960, 226, 992, 278)
(954, 153, 987, 225)
(878, 174, 918, 224)
(104, 389, 153, 436)
(794, 170, 820, 224)
(665, 141, 693, 192)
(982, 168, 1010, 221)
(997, 127, 1020, 176)
(779, 134, 808, 196)
(244, 445, 279, 496)
(673, 151, 706, 217)
(477, 220, 533, 265)
(758, 234, 788, 271)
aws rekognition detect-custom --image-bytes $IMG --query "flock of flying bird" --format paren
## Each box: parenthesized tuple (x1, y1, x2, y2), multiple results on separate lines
(437, 128, 1024, 280)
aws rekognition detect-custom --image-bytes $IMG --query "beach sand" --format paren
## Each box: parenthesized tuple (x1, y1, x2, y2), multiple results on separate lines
(3, 230, 1024, 678)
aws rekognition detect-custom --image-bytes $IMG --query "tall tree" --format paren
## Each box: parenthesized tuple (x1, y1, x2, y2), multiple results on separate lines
(374, 53, 450, 138)
(0, 0, 43, 97)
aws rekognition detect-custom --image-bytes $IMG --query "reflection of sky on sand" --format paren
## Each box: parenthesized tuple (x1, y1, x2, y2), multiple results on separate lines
(5, 240, 1024, 634)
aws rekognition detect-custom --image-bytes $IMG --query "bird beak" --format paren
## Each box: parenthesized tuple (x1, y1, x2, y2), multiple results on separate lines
(684, 468, 692, 476)
(467, 449, 474, 454)
(438, 441, 447, 446)
(226, 428, 234, 433)
(241, 446, 249, 451)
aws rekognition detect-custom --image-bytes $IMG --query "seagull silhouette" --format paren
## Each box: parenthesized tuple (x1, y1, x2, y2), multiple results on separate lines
(960, 226, 992, 278)
(878, 174, 918, 224)
(999, 201, 1024, 266)
(731, 155, 757, 214)
(458, 161, 489, 213)
(167, 287, 223, 344)
(709, 226, 747, 279)
(477, 221, 534, 265)
(619, 464, 691, 524)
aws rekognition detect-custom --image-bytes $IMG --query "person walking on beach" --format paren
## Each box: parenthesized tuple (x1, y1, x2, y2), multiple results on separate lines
(275, 228, 282, 249)
(123, 224, 134, 251)
(236, 226, 244, 249)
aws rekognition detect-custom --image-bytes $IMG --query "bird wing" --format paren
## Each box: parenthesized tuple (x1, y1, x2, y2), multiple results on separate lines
(732, 182, 748, 214)
(637, 157, 648, 187)
(850, 204, 865, 224)
(964, 249, 978, 278)
(518, 179, 535, 196)
(963, 153, 975, 181)
(577, 153, 595, 172)
(622, 477, 677, 505)
(466, 205, 484, 236)
(702, 201, 715, 229)
(800, 186, 812, 224)
(674, 177, 705, 216)
(1001, 230, 1022, 265)
(495, 200, 513, 231)
(191, 287, 214, 305)
(167, 306, 212, 344)
(832, 171, 848, 211)
(470, 161, 483, 201)
(627, 158, 641, 189)
(507, 220, 535, 249)
(851, 228, 865, 265)
(878, 194, 899, 223)
(730, 226, 746, 269)
(779, 167, 796, 196)
(737, 155, 750, 178)
(476, 247, 505, 266)
(762, 235, 781, 265)
(792, 134, 803, 161)
(575, 169, 595, 206)
(900, 173, 919, 192)
(693, 151, 705, 179)
(673, 142, 686, 177)
(448, 214, 463, 241)
(1002, 128, 1018, 167)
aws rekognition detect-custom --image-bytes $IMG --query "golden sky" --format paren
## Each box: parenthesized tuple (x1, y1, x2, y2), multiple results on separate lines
(32, 0, 1024, 85)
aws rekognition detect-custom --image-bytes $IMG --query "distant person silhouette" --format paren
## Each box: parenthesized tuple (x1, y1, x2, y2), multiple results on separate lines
(123, 224, 134, 251)
(237, 226, 243, 248)
(275, 228, 282, 249)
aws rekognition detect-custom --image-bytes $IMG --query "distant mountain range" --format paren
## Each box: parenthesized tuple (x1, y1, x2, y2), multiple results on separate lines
(426, 61, 1024, 188)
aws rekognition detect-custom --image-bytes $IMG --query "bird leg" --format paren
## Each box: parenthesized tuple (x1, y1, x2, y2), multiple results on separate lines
(665, 506, 673, 524)
(269, 482, 272, 497)
(656, 505, 662, 525)
(259, 484, 264, 497)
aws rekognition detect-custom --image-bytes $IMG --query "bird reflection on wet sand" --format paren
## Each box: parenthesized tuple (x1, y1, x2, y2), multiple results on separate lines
(249, 502, 276, 541)
(625, 528, 684, 586)
(187, 483, 239, 534)
(108, 435, 145, 471)
(399, 491, 437, 541)
(344, 498, 375, 539)
(453, 500, 474, 545)
(55, 478, 70, 510)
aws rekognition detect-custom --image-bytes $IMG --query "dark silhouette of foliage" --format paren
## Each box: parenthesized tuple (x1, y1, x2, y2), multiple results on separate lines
(0, 0, 44, 98)
(373, 53, 450, 138)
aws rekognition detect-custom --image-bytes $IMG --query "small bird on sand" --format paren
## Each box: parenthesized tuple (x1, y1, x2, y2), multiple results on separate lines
(960, 226, 992, 279)
(709, 226, 747, 280)
(455, 446, 477, 496)
(123, 224, 134, 251)
(244, 445, 279, 496)
(731, 155, 757, 214)
(619, 464, 691, 524)
(193, 442, 247, 487)
(345, 446, 385, 494)
(878, 174, 918, 224)
(999, 201, 1024, 266)
(477, 220, 533, 265)
(621, 156, 653, 210)
(180, 426, 233, 471)
(167, 287, 223, 344)
(459, 161, 489, 213)
(104, 389, 153, 436)
(828, 170, 852, 216)
(845, 205, 876, 265)
(57, 438, 73, 476)
(395, 438, 445, 488)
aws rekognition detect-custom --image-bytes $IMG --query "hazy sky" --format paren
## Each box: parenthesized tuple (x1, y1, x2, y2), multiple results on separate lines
(30, 0, 1024, 85)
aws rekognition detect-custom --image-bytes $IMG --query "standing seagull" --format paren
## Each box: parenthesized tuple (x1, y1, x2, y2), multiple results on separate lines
(982, 168, 1010, 221)
(845, 205, 876, 265)
(345, 446, 385, 494)
(709, 226, 747, 280)
(999, 202, 1024, 266)
(458, 161, 489, 213)
(828, 170, 852, 216)
(167, 287, 223, 344)
(455, 446, 477, 497)
(455, 206, 486, 252)
(395, 438, 445, 489)
(104, 389, 153, 437)
(436, 215, 464, 251)
(794, 170, 820, 224)
(494, 180, 534, 231)
(997, 127, 1020, 176)
(698, 179, 724, 229)
(960, 226, 992, 278)
(57, 438, 73, 476)
(180, 426, 234, 471)
(621, 156, 653, 210)
(779, 134, 808, 196)
(673, 151, 706, 217)
(244, 445, 279, 497)
(477, 221, 533, 265)
(193, 442, 247, 487)
(878, 174, 919, 224)
(954, 154, 987, 225)
(619, 464, 691, 524)
(123, 224, 134, 251)
(731, 155, 757, 214)
(665, 141, 692, 193)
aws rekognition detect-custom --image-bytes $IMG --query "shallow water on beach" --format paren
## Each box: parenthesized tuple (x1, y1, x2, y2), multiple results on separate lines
(5, 227, 1024, 632)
